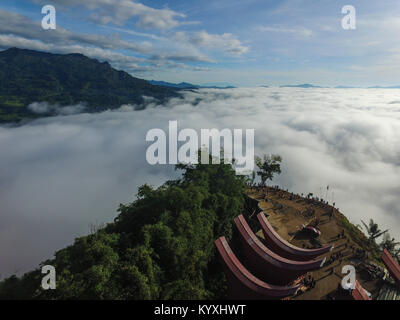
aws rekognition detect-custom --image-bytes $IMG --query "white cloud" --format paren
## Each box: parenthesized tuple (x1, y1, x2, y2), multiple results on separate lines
(150, 52, 215, 63)
(1, 88, 400, 278)
(0, 9, 152, 54)
(32, 0, 185, 30)
(174, 31, 249, 56)
(28, 102, 86, 115)
(258, 25, 314, 38)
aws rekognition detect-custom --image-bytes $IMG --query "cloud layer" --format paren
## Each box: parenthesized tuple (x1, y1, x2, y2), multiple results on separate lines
(28, 102, 86, 115)
(1, 87, 400, 278)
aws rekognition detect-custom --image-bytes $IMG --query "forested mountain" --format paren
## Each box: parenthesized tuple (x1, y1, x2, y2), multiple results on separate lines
(0, 48, 179, 123)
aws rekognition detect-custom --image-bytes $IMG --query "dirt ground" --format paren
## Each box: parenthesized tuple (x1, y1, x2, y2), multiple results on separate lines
(247, 186, 382, 300)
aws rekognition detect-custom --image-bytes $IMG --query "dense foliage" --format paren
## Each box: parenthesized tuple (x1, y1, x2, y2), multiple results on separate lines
(0, 158, 246, 299)
(0, 48, 179, 123)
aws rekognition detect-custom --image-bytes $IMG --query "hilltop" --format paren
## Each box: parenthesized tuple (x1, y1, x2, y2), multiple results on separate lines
(0, 48, 179, 123)
(246, 187, 387, 300)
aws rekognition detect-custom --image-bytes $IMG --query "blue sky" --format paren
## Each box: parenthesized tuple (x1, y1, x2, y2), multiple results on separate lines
(1, 0, 400, 86)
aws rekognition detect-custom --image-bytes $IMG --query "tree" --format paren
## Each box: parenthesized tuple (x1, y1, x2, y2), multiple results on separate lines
(255, 154, 282, 186)
(361, 219, 388, 243)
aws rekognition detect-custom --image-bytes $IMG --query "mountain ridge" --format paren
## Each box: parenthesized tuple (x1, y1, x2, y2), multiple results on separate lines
(148, 80, 236, 89)
(0, 48, 179, 123)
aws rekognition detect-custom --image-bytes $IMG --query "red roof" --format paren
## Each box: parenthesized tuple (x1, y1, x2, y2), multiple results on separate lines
(352, 280, 371, 300)
(215, 236, 301, 299)
(382, 249, 400, 289)
(257, 212, 333, 261)
(235, 215, 325, 274)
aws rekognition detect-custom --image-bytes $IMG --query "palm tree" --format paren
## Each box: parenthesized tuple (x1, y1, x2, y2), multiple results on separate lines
(361, 219, 388, 242)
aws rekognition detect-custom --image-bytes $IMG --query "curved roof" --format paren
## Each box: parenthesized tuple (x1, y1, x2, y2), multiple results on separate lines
(215, 236, 300, 299)
(382, 249, 400, 289)
(235, 215, 326, 272)
(352, 280, 371, 300)
(257, 212, 333, 261)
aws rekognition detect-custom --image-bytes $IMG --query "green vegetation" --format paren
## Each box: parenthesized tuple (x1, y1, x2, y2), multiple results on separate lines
(342, 215, 400, 263)
(341, 214, 380, 260)
(0, 155, 246, 299)
(0, 48, 179, 123)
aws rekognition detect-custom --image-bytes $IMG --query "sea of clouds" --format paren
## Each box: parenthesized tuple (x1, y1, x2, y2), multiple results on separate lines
(1, 87, 400, 278)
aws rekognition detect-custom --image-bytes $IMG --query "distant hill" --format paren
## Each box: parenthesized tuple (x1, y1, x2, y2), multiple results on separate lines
(335, 86, 357, 89)
(0, 48, 179, 123)
(336, 85, 400, 89)
(280, 83, 322, 88)
(201, 82, 236, 88)
(149, 80, 236, 89)
(368, 85, 400, 89)
(148, 80, 199, 89)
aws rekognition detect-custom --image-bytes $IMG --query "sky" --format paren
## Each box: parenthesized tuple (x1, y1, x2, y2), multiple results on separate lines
(1, 87, 400, 277)
(2, 0, 400, 86)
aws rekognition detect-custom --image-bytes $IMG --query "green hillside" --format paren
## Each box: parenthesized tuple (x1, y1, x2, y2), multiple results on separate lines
(0, 48, 179, 123)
